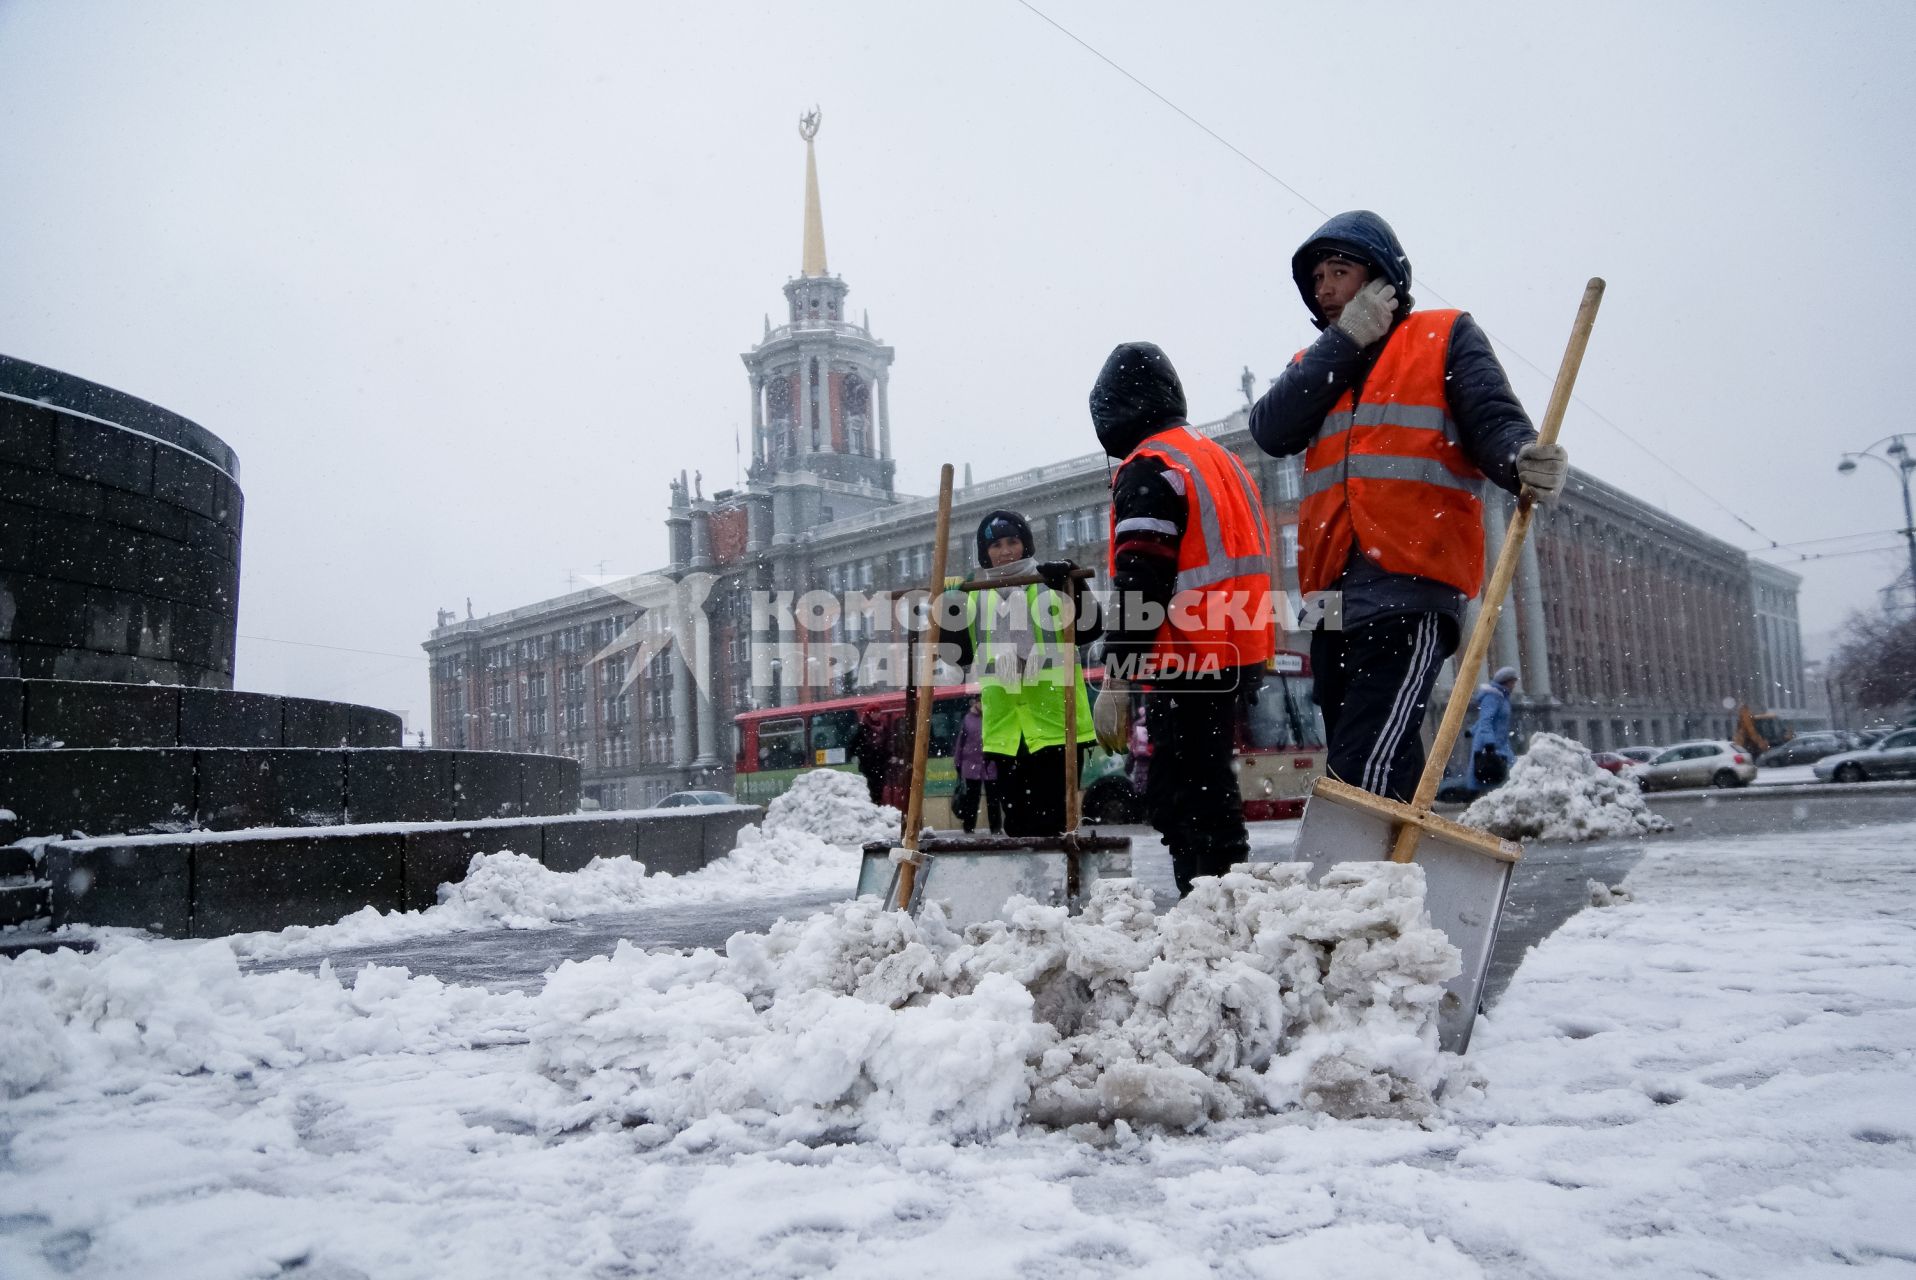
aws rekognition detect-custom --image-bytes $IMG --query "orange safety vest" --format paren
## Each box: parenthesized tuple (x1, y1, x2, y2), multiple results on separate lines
(1108, 425, 1276, 674)
(1295, 310, 1487, 598)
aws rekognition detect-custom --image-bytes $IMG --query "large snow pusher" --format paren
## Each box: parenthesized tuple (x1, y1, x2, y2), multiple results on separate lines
(861, 463, 1132, 925)
(1294, 278, 1605, 1054)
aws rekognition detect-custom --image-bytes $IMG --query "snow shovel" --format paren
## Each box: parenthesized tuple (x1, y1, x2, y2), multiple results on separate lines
(862, 464, 1131, 923)
(1292, 277, 1605, 1054)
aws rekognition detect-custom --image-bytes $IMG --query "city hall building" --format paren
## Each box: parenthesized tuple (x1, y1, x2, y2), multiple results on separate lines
(424, 124, 1806, 808)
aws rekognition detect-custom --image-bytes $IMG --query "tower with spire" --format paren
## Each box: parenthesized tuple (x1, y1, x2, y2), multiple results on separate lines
(741, 108, 897, 508)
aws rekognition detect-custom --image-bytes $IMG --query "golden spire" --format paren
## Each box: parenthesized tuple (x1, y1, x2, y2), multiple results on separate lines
(799, 107, 828, 278)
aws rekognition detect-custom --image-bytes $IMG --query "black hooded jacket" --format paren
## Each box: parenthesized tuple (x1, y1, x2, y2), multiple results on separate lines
(1089, 342, 1202, 671)
(1248, 210, 1537, 627)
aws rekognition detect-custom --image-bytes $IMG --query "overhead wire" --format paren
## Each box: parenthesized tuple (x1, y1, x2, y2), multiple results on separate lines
(1013, 0, 1795, 552)
(1746, 527, 1907, 554)
(238, 633, 427, 661)
(1756, 542, 1911, 565)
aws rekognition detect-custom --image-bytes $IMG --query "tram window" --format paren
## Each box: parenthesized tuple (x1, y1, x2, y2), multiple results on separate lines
(1285, 677, 1324, 747)
(810, 709, 860, 764)
(756, 717, 806, 770)
(929, 699, 965, 756)
(1243, 673, 1323, 749)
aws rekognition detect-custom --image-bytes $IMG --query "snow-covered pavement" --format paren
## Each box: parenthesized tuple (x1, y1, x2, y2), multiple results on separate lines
(3, 819, 1913, 1277)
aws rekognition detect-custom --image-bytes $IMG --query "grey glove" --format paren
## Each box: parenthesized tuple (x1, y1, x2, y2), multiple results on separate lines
(1515, 441, 1569, 502)
(1093, 679, 1133, 753)
(1333, 278, 1398, 347)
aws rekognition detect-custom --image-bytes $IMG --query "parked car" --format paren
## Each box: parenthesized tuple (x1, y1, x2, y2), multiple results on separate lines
(1627, 740, 1755, 791)
(652, 790, 737, 808)
(1590, 751, 1632, 775)
(1812, 727, 1916, 783)
(1612, 746, 1661, 766)
(1756, 733, 1847, 768)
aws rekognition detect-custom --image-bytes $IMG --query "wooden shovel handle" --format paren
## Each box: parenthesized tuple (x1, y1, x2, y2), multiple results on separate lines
(1063, 602, 1081, 837)
(1391, 278, 1605, 863)
(951, 567, 1095, 592)
(895, 463, 956, 908)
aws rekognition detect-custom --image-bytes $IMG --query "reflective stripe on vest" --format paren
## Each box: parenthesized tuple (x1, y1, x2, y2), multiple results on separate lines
(969, 582, 1094, 753)
(1295, 310, 1488, 598)
(1137, 430, 1275, 593)
(1108, 425, 1276, 670)
(1317, 401, 1456, 441)
(1300, 452, 1482, 500)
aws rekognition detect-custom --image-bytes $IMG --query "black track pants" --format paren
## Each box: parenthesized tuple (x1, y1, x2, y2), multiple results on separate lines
(1309, 612, 1459, 803)
(1144, 683, 1250, 897)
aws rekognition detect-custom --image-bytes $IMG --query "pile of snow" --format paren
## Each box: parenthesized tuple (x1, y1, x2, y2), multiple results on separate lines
(223, 771, 890, 960)
(530, 860, 1461, 1142)
(760, 767, 900, 847)
(1461, 732, 1672, 842)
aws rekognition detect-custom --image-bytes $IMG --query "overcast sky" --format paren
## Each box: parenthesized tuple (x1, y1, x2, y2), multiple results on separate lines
(2, 1, 1910, 732)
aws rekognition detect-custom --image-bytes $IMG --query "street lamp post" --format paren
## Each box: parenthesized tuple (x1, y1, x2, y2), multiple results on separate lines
(1838, 434, 1916, 606)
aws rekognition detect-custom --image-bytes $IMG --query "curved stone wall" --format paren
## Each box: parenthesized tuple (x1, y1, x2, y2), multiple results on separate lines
(0, 679, 403, 750)
(0, 355, 242, 687)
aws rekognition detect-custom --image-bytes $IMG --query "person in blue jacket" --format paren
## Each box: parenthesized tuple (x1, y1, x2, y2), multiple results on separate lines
(1468, 666, 1520, 790)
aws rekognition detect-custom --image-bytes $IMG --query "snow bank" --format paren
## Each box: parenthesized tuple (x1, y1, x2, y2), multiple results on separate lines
(1460, 732, 1672, 841)
(529, 861, 1461, 1142)
(759, 766, 900, 847)
(222, 770, 891, 959)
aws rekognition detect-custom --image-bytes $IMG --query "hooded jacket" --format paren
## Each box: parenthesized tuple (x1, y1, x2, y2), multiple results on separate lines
(1468, 680, 1515, 762)
(1092, 343, 1269, 679)
(1290, 209, 1416, 328)
(1248, 211, 1537, 627)
(1091, 342, 1187, 461)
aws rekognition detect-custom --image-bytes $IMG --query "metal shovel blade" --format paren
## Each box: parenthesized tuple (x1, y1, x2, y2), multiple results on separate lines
(859, 834, 1132, 928)
(1292, 778, 1521, 1053)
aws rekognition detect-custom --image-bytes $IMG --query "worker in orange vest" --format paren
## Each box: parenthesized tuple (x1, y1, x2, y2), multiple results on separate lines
(1089, 341, 1275, 895)
(1250, 211, 1568, 801)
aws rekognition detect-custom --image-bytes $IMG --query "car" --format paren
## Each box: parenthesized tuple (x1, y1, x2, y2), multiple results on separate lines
(1611, 746, 1661, 766)
(1590, 751, 1632, 775)
(652, 790, 737, 808)
(1812, 727, 1916, 783)
(1756, 734, 1847, 768)
(1627, 740, 1756, 791)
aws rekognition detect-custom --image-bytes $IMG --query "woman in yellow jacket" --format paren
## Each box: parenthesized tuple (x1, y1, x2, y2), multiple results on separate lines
(938, 509, 1099, 837)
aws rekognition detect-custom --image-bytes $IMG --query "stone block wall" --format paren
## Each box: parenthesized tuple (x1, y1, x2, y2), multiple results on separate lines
(1, 355, 243, 687)
(43, 805, 765, 936)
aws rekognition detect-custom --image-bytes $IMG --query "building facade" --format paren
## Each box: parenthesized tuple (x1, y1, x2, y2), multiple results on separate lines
(424, 121, 1807, 804)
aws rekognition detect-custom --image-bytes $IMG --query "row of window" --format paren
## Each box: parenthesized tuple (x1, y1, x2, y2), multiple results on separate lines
(1052, 507, 1103, 550)
(471, 615, 636, 673)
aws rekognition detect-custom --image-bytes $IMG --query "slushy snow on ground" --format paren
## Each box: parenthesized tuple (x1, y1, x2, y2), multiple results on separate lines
(227, 769, 891, 961)
(3, 824, 1915, 1276)
(1461, 731, 1673, 841)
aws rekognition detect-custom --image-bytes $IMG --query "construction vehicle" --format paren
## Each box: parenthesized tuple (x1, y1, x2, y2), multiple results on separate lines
(1734, 704, 1794, 756)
